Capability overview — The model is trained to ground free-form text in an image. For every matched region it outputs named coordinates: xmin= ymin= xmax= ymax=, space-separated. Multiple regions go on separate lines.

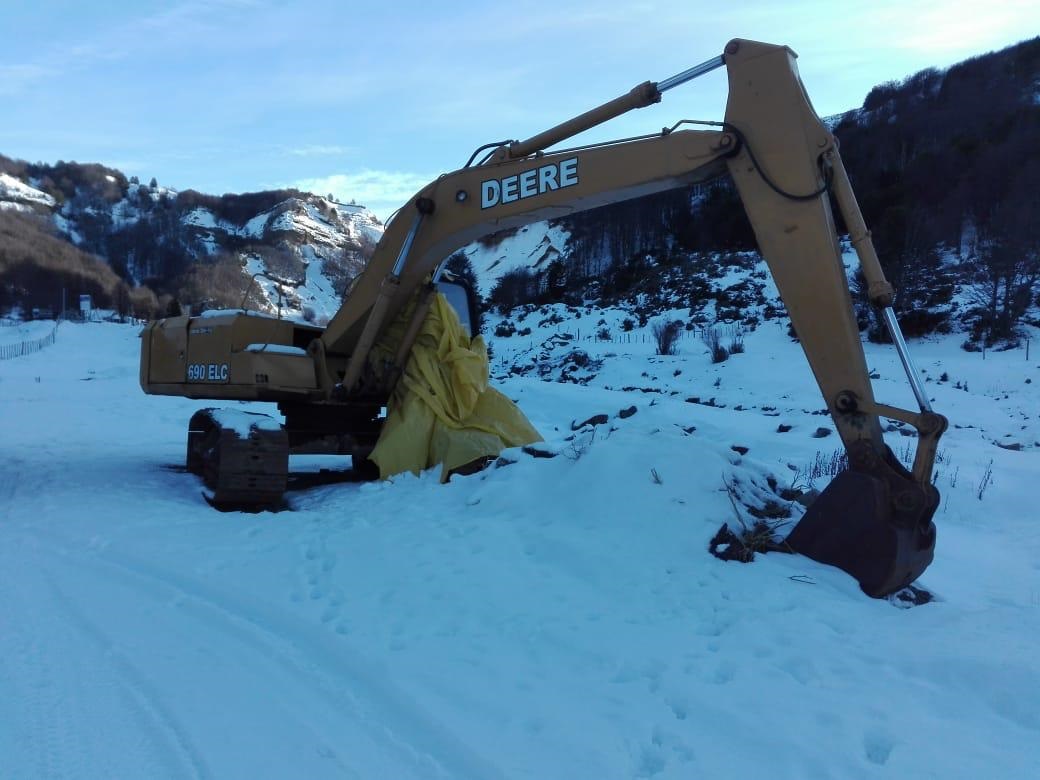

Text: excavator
xmin=140 ymin=39 xmax=948 ymax=598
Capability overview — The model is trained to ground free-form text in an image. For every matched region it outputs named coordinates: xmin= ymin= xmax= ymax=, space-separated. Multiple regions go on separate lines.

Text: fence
xmin=568 ymin=322 xmax=742 ymax=345
xmin=0 ymin=323 xmax=58 ymax=360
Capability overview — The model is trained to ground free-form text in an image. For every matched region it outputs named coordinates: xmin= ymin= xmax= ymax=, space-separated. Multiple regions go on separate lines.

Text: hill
xmin=0 ymin=159 xmax=383 ymax=322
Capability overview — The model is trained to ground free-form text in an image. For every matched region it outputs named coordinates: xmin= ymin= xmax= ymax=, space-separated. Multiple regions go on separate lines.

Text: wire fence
xmin=0 ymin=323 xmax=58 ymax=360
xmin=567 ymin=323 xmax=744 ymax=345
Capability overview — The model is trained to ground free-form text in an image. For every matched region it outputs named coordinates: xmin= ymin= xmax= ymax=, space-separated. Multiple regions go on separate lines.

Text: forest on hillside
xmin=488 ymin=37 xmax=1040 ymax=348
xmin=0 ymin=152 xmax=373 ymax=319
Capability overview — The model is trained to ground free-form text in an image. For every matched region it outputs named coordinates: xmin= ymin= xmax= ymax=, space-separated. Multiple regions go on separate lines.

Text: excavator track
xmin=187 ymin=408 xmax=289 ymax=508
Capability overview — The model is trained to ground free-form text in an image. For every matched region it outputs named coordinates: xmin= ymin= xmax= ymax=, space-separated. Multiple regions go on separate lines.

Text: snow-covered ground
xmin=1 ymin=318 xmax=1038 ymax=779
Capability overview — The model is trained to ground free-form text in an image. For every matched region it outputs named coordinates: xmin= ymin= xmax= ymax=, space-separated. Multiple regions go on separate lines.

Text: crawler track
xmin=187 ymin=408 xmax=289 ymax=507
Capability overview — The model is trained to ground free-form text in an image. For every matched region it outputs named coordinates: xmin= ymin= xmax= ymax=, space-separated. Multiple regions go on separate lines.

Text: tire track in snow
xmin=0 ymin=534 xmax=208 ymax=780
xmin=40 ymin=571 xmax=213 ymax=780
xmin=40 ymin=539 xmax=507 ymax=780
xmin=0 ymin=593 xmax=68 ymax=780
xmin=33 ymin=542 xmax=363 ymax=779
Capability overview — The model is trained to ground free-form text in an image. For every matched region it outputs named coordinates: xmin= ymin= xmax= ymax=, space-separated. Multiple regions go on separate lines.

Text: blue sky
xmin=2 ymin=0 xmax=1038 ymax=219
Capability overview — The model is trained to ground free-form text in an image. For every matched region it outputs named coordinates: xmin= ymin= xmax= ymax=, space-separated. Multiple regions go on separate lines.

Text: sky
xmin=2 ymin=0 xmax=1038 ymax=220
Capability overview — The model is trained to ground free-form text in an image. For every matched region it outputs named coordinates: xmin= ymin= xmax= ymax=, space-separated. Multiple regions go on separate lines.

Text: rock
xmin=777 ymin=424 xmax=793 ymax=433
xmin=571 ymin=413 xmax=609 ymax=430
xmin=731 ymin=445 xmax=749 ymax=455
xmin=618 ymin=405 xmax=637 ymax=419
xmin=812 ymin=427 xmax=832 ymax=438
xmin=522 ymin=443 xmax=559 ymax=459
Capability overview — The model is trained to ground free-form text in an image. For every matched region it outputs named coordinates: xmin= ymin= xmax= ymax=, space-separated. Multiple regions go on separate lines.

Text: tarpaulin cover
xmin=369 ymin=289 xmax=541 ymax=481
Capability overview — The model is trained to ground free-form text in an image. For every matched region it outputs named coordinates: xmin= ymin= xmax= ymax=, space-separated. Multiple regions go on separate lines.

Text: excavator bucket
xmin=784 ymin=469 xmax=937 ymax=598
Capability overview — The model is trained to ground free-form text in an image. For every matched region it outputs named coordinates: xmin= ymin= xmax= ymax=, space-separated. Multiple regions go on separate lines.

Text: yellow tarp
xmin=369 ymin=289 xmax=542 ymax=482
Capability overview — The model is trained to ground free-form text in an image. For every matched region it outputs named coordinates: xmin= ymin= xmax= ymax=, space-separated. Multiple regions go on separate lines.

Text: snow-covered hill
xmin=175 ymin=195 xmax=383 ymax=322
xmin=1 ymin=317 xmax=1037 ymax=779
xmin=0 ymin=160 xmax=384 ymax=320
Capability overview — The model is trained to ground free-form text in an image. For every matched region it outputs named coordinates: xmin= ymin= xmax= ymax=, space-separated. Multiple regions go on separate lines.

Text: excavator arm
xmin=314 ymin=38 xmax=946 ymax=596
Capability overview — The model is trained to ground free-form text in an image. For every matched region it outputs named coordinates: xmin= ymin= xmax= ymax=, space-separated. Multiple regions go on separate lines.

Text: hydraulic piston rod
xmin=503 ymin=52 xmax=727 ymax=160
xmin=657 ymin=55 xmax=726 ymax=92
xmin=881 ymin=307 xmax=933 ymax=412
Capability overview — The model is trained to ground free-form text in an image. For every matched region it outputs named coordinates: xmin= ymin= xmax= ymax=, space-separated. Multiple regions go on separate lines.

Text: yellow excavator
xmin=140 ymin=39 xmax=948 ymax=597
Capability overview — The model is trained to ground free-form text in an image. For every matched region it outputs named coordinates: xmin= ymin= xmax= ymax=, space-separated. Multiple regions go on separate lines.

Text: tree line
xmin=486 ymin=36 xmax=1040 ymax=346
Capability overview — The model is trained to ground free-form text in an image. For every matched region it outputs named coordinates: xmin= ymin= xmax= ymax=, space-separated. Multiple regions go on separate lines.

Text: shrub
xmin=728 ymin=325 xmax=745 ymax=354
xmin=652 ymin=320 xmax=681 ymax=355
xmin=702 ymin=326 xmax=728 ymax=363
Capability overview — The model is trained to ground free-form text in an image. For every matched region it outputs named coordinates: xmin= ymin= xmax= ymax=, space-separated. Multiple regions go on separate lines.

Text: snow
xmin=110 ymin=198 xmax=142 ymax=229
xmin=244 ymin=343 xmax=308 ymax=356
xmin=464 ymin=223 xmax=570 ymax=296
xmin=300 ymin=247 xmax=345 ymax=323
xmin=244 ymin=211 xmax=271 ymax=238
xmin=183 ymin=207 xmax=218 ymax=229
xmin=196 ymin=308 xmax=279 ymax=320
xmin=53 ymin=211 xmax=84 ymax=244
xmin=210 ymin=407 xmax=285 ymax=436
xmin=0 ymin=318 xmax=57 ymax=344
xmin=184 ymin=206 xmax=270 ymax=240
xmin=0 ymin=172 xmax=56 ymax=208
xmin=0 ymin=201 xmax=36 ymax=213
xmin=270 ymin=207 xmax=344 ymax=246
xmin=1 ymin=319 xmax=1038 ymax=779
xmin=241 ymin=255 xmax=308 ymax=320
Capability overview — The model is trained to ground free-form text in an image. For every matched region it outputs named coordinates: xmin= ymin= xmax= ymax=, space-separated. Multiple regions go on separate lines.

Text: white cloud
xmin=879 ymin=0 xmax=1039 ymax=55
xmin=288 ymin=145 xmax=353 ymax=158
xmin=292 ymin=170 xmax=434 ymax=221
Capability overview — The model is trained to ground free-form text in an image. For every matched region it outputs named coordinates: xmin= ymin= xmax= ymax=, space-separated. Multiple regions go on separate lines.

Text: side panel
xmin=141 ymin=318 xmax=188 ymax=387
xmin=141 ymin=313 xmax=321 ymax=400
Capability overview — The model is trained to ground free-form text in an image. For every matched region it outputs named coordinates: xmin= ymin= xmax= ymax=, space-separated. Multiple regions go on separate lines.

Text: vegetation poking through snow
xmin=652 ymin=320 xmax=681 ymax=356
